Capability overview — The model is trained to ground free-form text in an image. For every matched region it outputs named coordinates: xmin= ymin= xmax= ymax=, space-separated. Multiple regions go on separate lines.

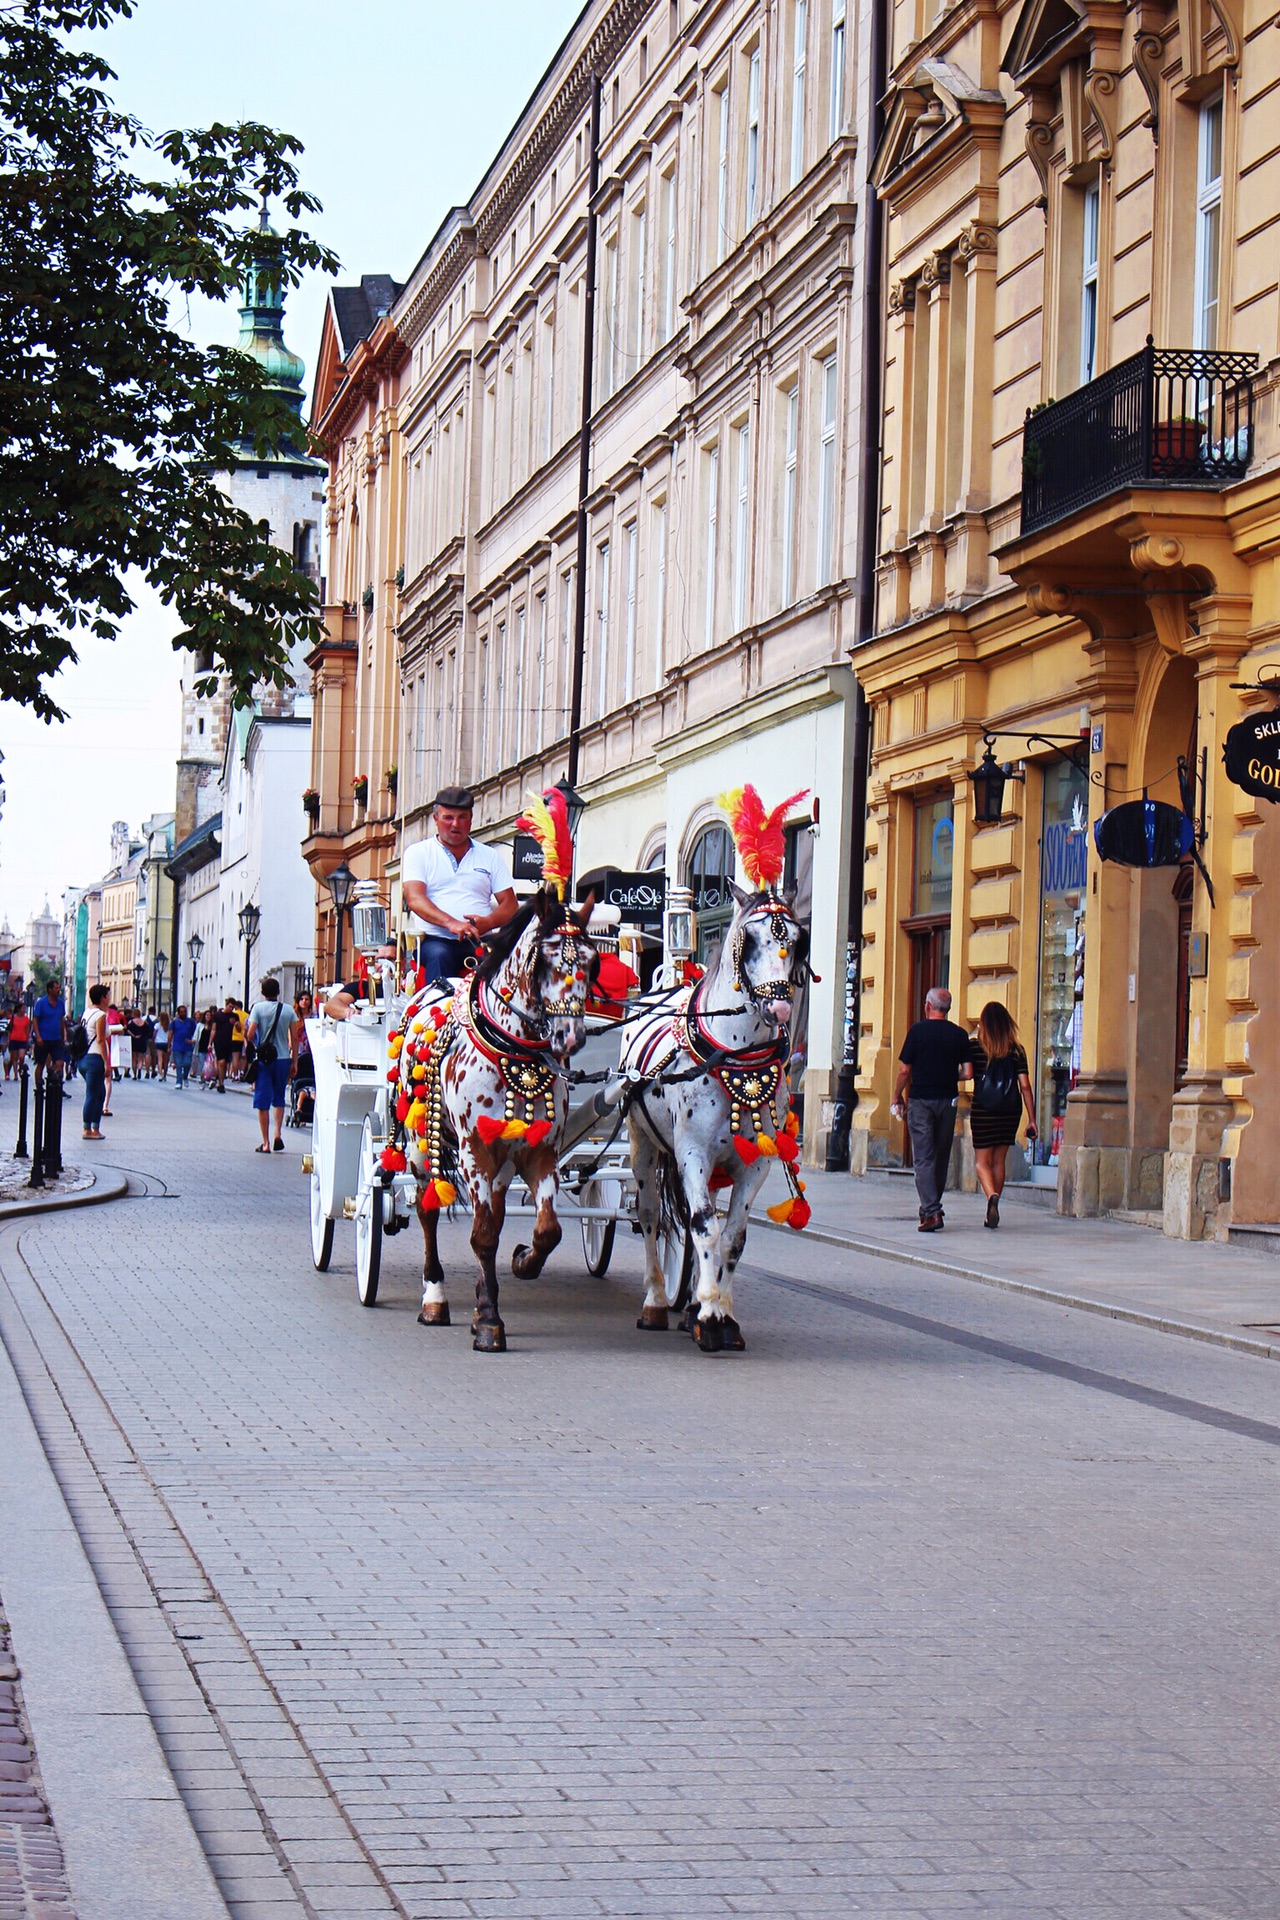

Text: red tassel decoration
xmin=734 ymin=1134 xmax=761 ymax=1164
xmin=524 ymin=1119 xmax=553 ymax=1148
xmin=475 ymin=1115 xmax=505 ymax=1145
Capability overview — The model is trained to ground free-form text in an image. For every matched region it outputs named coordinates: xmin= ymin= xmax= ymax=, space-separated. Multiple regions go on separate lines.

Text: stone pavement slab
xmin=758 ymin=1166 xmax=1280 ymax=1355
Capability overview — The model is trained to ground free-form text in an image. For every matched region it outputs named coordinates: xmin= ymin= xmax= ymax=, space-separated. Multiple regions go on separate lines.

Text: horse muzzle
xmin=546 ymin=1016 xmax=587 ymax=1061
xmin=761 ymin=998 xmax=794 ymax=1030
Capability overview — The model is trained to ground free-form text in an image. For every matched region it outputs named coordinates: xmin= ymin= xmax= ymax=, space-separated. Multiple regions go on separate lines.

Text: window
xmin=561 ymin=566 xmax=575 ymax=729
xmin=494 ymin=619 xmax=507 ymax=762
xmin=512 ymin=606 xmax=526 ymax=761
xmin=601 ymin=231 xmax=620 ymax=399
xmin=478 ymin=633 xmax=490 ymax=766
xmin=781 ymin=385 xmax=799 ymax=605
xmin=715 ymin=81 xmax=730 ymax=265
xmin=790 ymin=0 xmax=808 ymax=188
xmin=817 ymin=355 xmax=837 ymax=585
xmin=829 ymin=0 xmax=846 ymax=143
xmin=629 ymin=201 xmax=647 ymax=368
xmin=660 ymin=166 xmax=678 ymax=342
xmin=623 ymin=520 xmax=638 ymax=701
xmin=1194 ymin=94 xmax=1223 ymax=349
xmin=595 ymin=539 xmax=611 ymax=719
xmin=640 ymin=36 xmax=649 ymax=83
xmin=612 ymin=76 xmax=621 ymax=126
xmin=688 ymin=824 xmax=736 ymax=963
xmin=543 ymin=304 xmax=557 ymax=459
xmin=732 ymin=421 xmax=750 ymax=629
xmin=669 ymin=0 xmax=678 ymax=36
xmin=534 ymin=589 xmax=548 ymax=749
xmin=746 ymin=48 xmax=761 ymax=226
xmin=1080 ymin=180 xmax=1099 ymax=384
xmin=703 ymin=445 xmax=719 ymax=647
xmin=652 ymin=497 xmax=667 ymax=684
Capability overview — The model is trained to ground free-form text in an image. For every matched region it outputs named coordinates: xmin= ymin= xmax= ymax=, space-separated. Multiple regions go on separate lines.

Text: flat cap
xmin=432 ymin=785 xmax=475 ymax=810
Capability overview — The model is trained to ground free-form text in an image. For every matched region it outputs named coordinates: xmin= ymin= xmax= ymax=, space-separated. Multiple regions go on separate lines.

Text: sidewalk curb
xmin=752 ymin=1214 xmax=1280 ymax=1362
xmin=0 ymin=1166 xmax=129 ymax=1221
xmin=0 ymin=1231 xmax=232 ymax=1920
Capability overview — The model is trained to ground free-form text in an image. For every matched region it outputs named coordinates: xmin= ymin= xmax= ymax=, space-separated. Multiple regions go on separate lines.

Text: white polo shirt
xmin=402 ymin=835 xmax=513 ymax=934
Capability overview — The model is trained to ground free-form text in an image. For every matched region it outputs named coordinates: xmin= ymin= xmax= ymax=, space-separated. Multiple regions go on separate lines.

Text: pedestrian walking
xmin=154 ymin=1009 xmax=172 ymax=1079
xmin=211 ymin=998 xmax=237 ymax=1091
xmin=890 ymin=986 xmax=973 ymax=1232
xmin=230 ymin=1002 xmax=246 ymax=1081
xmin=6 ymin=1006 xmax=29 ymax=1078
xmin=31 ymin=979 xmax=67 ymax=1096
xmin=169 ymin=1006 xmax=196 ymax=1088
xmin=81 ymin=984 xmax=110 ymax=1138
xmin=244 ymin=978 xmax=297 ymax=1152
xmin=126 ymin=1006 xmax=148 ymax=1079
xmin=401 ymin=785 xmax=518 ymax=982
xmin=968 ymin=1002 xmax=1038 ymax=1229
xmin=144 ymin=1007 xmax=159 ymax=1077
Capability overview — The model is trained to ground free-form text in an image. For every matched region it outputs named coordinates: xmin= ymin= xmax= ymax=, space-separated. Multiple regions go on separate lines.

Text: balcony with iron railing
xmin=1020 ymin=339 xmax=1258 ymax=538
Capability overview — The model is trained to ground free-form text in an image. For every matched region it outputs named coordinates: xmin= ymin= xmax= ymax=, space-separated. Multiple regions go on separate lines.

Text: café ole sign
xmin=1224 ymin=708 xmax=1280 ymax=802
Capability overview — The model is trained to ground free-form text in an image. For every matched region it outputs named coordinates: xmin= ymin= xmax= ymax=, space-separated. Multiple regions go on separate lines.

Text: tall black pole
xmin=566 ymin=73 xmax=602 ymax=790
xmin=243 ymin=937 xmax=252 ymax=1013
xmin=826 ymin=0 xmax=886 ymax=1173
xmin=334 ymin=912 xmax=345 ymax=990
xmin=189 ymin=959 xmax=197 ymax=1009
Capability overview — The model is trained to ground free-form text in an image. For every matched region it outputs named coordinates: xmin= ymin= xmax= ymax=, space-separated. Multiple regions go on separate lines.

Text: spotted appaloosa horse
xmin=620 ymin=884 xmax=809 ymax=1353
xmin=395 ymin=889 xmax=599 ymax=1352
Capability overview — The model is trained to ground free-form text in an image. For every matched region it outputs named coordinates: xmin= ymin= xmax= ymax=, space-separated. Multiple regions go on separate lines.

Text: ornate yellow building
xmin=853 ymin=0 xmax=1280 ymax=1240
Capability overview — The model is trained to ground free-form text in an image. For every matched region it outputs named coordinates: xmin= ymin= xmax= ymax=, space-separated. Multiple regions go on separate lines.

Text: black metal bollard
xmin=42 ymin=1069 xmax=63 ymax=1176
xmin=27 ymin=1071 xmax=45 ymax=1188
xmin=13 ymin=1060 xmax=29 ymax=1159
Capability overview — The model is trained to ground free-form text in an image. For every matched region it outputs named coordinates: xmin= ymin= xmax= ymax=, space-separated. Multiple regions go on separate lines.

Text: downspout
xmin=826 ymin=0 xmax=887 ymax=1173
xmin=566 ymin=74 xmax=603 ymax=789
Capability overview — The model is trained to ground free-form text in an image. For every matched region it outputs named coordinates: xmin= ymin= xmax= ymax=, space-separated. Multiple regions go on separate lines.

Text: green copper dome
xmin=236 ymin=209 xmax=307 ymax=419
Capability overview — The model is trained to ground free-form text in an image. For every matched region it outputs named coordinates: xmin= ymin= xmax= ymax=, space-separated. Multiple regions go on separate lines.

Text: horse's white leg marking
xmin=628 ymin=1117 xmax=666 ymax=1311
xmin=717 ymin=1158 xmax=770 ymax=1318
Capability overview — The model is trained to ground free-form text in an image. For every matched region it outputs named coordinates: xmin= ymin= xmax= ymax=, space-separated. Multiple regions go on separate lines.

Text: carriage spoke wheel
xmin=580 ymin=1176 xmax=620 ymax=1277
xmin=309 ymin=1134 xmax=333 ymax=1272
xmin=354 ymin=1115 xmax=383 ymax=1307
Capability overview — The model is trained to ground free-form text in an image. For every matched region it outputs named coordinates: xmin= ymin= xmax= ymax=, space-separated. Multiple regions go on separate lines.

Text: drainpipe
xmin=566 ymin=74 xmax=602 ymax=790
xmin=826 ymin=0 xmax=887 ymax=1173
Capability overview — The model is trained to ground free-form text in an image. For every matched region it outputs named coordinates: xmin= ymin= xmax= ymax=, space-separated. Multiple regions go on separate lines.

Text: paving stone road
xmin=2 ymin=1080 xmax=1278 ymax=1919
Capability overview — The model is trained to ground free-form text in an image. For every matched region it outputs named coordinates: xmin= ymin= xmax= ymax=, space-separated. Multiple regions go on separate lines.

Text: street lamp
xmin=325 ymin=860 xmax=355 ymax=985
xmin=132 ymin=962 xmax=144 ymax=1006
xmin=154 ymin=950 xmax=167 ymax=1012
xmin=186 ymin=931 xmax=203 ymax=1009
xmin=553 ymin=776 xmax=587 ymax=842
xmin=237 ymin=902 xmax=260 ymax=1010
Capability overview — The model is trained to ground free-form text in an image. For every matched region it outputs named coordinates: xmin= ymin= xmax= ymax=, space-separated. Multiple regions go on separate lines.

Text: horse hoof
xmin=693 ymin=1316 xmax=724 ymax=1354
xmin=417 ymin=1301 xmax=451 ymax=1327
xmin=720 ymin=1316 xmax=746 ymax=1351
xmin=678 ymin=1307 xmax=697 ymax=1335
xmin=636 ymin=1306 xmax=669 ymax=1332
xmin=473 ymin=1321 xmax=507 ymax=1353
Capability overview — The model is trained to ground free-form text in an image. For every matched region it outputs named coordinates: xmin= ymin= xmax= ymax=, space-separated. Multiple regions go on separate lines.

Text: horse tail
xmin=656 ymin=1145 xmax=688 ymax=1244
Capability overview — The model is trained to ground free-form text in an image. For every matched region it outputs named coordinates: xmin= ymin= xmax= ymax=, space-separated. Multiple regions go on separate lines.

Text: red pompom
xmin=419 ymin=1182 xmax=441 ymax=1212
xmin=475 ymin=1115 xmax=505 ymax=1145
xmin=524 ymin=1119 xmax=553 ymax=1148
xmin=787 ymin=1197 xmax=811 ymax=1231
xmin=385 ymin=1068 xmax=399 ymax=1082
xmin=734 ymin=1134 xmax=761 ymax=1165
xmin=774 ymin=1131 xmax=799 ymax=1164
xmin=380 ymin=1147 xmax=407 ymax=1173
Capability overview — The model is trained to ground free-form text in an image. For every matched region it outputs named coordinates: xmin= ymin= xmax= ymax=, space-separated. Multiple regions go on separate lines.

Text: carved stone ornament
xmin=956 ymin=222 xmax=997 ymax=257
xmin=919 ymin=250 xmax=952 ymax=287
xmin=1132 ymin=30 xmax=1164 ymax=136
xmin=888 ymin=279 xmax=916 ymax=314
xmin=1024 ymin=112 xmax=1054 ymax=207
xmin=1083 ymin=67 xmax=1118 ymax=162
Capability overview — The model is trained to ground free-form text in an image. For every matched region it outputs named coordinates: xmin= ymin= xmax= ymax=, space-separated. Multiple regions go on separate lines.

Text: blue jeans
xmin=417 ymin=934 xmax=471 ymax=983
xmin=172 ymin=1047 xmax=193 ymax=1087
xmin=81 ymin=1054 xmax=106 ymax=1130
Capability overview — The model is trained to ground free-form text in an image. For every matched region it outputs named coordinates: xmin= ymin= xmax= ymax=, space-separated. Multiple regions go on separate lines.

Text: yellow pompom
xmin=756 ymin=1133 xmax=778 ymax=1157
xmin=501 ymin=1119 xmax=527 ymax=1140
xmin=387 ymin=1035 xmax=403 ymax=1059
xmin=766 ymin=1198 xmax=795 ymax=1224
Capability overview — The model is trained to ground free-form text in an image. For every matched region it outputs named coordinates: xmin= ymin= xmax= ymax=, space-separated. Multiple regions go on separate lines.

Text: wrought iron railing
xmin=1021 ymin=339 xmax=1258 ymax=536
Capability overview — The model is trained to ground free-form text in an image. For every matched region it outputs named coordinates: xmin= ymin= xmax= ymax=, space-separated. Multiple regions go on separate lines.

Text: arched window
xmin=687 ymin=822 xmax=736 ymax=962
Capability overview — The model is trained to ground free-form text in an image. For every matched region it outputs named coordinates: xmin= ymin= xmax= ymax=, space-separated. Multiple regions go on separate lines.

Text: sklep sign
xmin=1223 ymin=708 xmax=1280 ymax=803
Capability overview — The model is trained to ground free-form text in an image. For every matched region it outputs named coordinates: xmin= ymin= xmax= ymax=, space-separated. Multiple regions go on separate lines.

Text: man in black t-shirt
xmin=891 ymin=987 xmax=973 ymax=1231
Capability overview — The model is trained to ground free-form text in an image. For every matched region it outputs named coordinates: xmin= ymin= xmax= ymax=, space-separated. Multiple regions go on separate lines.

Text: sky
xmin=0 ymin=0 xmax=583 ymax=934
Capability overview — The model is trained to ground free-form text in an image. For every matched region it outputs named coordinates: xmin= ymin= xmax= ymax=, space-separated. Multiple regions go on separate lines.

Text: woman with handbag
xmin=244 ymin=977 xmax=297 ymax=1153
xmin=968 ymin=1002 xmax=1038 ymax=1230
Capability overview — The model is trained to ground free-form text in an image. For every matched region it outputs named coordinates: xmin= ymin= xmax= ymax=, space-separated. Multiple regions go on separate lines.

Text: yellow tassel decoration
xmin=756 ymin=1133 xmax=778 ymax=1157
xmin=434 ymin=1179 xmax=457 ymax=1206
xmin=766 ymin=1198 xmax=795 ymax=1224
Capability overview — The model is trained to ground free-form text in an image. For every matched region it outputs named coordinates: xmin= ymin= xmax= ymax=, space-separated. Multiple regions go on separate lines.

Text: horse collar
xmin=678 ymin=976 xmax=789 ymax=1073
xmin=466 ymin=977 xmax=552 ymax=1064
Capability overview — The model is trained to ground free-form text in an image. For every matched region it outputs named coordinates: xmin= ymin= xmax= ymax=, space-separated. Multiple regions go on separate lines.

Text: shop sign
xmin=1093 ymin=799 xmax=1194 ymax=868
xmin=1223 ymin=708 xmax=1280 ymax=803
xmin=512 ymin=833 xmax=544 ymax=880
xmin=576 ymin=869 xmax=666 ymax=930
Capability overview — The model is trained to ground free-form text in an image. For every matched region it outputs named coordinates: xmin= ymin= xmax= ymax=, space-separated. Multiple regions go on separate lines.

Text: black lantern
xmin=132 ymin=962 xmax=144 ymax=1005
xmin=154 ymin=950 xmax=167 ymax=1012
xmin=969 ymin=735 xmax=1009 ymax=825
xmin=237 ymin=901 xmax=260 ymax=1010
xmin=186 ymin=930 xmax=203 ymax=1008
xmin=553 ymin=777 xmax=587 ymax=841
xmin=325 ymin=860 xmax=356 ymax=984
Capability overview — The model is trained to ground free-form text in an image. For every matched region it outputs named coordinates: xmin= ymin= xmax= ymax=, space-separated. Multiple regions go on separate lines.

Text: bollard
xmin=27 ymin=1071 xmax=45 ymax=1188
xmin=13 ymin=1060 xmax=29 ymax=1159
xmin=42 ymin=1068 xmax=63 ymax=1177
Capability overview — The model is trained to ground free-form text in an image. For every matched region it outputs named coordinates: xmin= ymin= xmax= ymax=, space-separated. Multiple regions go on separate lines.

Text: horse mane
xmin=475 ymin=899 xmax=538 ymax=983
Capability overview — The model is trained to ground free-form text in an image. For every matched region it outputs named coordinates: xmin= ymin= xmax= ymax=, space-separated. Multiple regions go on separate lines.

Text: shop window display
xmin=1035 ymin=762 xmax=1088 ymax=1165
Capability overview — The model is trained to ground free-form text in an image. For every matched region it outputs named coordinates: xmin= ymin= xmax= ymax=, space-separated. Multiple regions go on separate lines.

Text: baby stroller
xmin=288 ymin=1070 xmax=315 ymax=1129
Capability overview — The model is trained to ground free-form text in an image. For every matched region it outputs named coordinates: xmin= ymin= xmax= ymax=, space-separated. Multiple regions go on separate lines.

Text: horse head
xmin=530 ymin=889 xmax=600 ymax=1062
xmin=725 ymin=884 xmax=809 ymax=1032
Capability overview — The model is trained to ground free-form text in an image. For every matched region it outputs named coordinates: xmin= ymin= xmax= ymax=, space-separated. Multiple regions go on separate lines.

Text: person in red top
xmin=6 ymin=1007 xmax=29 ymax=1078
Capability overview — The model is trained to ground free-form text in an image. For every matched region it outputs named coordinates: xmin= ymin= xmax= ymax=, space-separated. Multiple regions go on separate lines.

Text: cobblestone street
xmin=1 ymin=1084 xmax=1278 ymax=1919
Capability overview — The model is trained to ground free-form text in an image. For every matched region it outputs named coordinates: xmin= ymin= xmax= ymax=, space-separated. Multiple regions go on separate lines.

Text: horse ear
xmin=574 ymin=890 xmax=596 ymax=932
xmin=781 ymin=884 xmax=798 ymax=912
xmin=730 ymin=881 xmax=752 ymax=909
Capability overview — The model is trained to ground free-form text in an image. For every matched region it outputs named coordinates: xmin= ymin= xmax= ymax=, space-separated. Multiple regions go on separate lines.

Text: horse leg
xmin=676 ymin=1147 xmax=725 ymax=1354
xmin=715 ymin=1160 xmax=770 ymax=1351
xmin=628 ymin=1119 xmax=668 ymax=1331
xmin=510 ymin=1145 xmax=561 ymax=1278
xmin=416 ymin=1196 xmax=451 ymax=1326
xmin=461 ymin=1146 xmax=507 ymax=1352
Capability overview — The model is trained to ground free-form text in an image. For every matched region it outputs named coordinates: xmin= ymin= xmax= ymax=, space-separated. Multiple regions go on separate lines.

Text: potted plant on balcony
xmin=303 ymin=788 xmax=320 ymax=826
xmin=361 ymin=584 xmax=375 ymax=612
xmin=352 ymin=773 xmax=369 ymax=810
xmin=385 ymin=765 xmax=398 ymax=802
xmin=1152 ymin=413 xmax=1205 ymax=470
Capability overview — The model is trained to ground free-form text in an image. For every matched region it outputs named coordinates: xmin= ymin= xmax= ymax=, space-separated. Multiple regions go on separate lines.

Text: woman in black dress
xmin=968 ymin=1002 xmax=1038 ymax=1229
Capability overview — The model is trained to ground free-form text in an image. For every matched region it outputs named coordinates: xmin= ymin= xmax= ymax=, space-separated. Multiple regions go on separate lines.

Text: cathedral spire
xmin=236 ymin=202 xmax=308 ymax=423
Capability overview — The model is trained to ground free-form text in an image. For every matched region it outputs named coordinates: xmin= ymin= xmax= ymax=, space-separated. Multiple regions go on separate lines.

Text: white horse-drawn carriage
xmin=304 ymin=786 xmax=811 ymax=1353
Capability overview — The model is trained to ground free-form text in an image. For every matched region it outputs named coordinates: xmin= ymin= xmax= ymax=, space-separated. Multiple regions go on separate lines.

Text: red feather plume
xmin=515 ymin=785 xmax=574 ymax=899
xmin=718 ymin=785 xmax=809 ymax=891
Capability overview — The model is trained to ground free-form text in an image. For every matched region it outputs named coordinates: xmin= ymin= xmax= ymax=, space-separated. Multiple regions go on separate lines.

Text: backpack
xmin=69 ymin=1019 xmax=90 ymax=1063
xmin=972 ymin=1052 xmax=1022 ymax=1116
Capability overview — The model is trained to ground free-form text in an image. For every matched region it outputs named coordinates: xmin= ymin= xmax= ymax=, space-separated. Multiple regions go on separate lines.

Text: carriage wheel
xmin=309 ymin=1138 xmax=334 ymax=1272
xmin=658 ymin=1217 xmax=693 ymax=1310
xmin=354 ymin=1115 xmax=383 ymax=1307
xmin=579 ymin=1177 xmax=621 ymax=1277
